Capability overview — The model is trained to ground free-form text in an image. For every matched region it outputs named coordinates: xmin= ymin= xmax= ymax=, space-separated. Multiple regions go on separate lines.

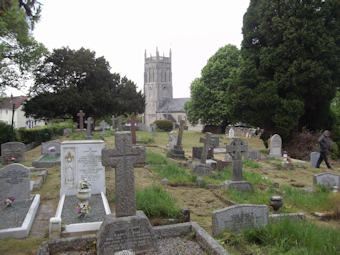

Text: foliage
xmin=230 ymin=0 xmax=340 ymax=141
xmin=17 ymin=122 xmax=72 ymax=144
xmin=0 ymin=0 xmax=46 ymax=89
xmin=185 ymin=44 xmax=240 ymax=129
xmin=136 ymin=186 xmax=181 ymax=219
xmin=154 ymin=120 xmax=173 ymax=132
xmin=0 ymin=122 xmax=16 ymax=143
xmin=23 ymin=47 xmax=144 ymax=122
xmin=330 ymin=142 xmax=340 ymax=160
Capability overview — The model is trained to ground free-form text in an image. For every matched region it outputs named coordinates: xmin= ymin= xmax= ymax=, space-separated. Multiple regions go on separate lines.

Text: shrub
xmin=330 ymin=142 xmax=340 ymax=160
xmin=136 ymin=186 xmax=181 ymax=218
xmin=154 ymin=120 xmax=173 ymax=132
xmin=0 ymin=122 xmax=17 ymax=144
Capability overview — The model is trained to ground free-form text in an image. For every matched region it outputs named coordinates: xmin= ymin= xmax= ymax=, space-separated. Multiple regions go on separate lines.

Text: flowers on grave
xmin=79 ymin=178 xmax=91 ymax=190
xmin=7 ymin=157 xmax=15 ymax=163
xmin=3 ymin=196 xmax=15 ymax=207
xmin=76 ymin=202 xmax=91 ymax=218
xmin=48 ymin=146 xmax=56 ymax=152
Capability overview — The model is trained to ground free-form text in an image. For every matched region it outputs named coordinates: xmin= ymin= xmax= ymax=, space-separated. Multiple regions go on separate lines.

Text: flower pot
xmin=270 ymin=196 xmax=283 ymax=212
xmin=77 ymin=188 xmax=91 ymax=202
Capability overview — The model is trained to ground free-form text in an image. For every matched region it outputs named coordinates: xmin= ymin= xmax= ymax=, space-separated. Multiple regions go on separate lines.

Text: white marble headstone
xmin=269 ymin=134 xmax=282 ymax=158
xmin=60 ymin=140 xmax=105 ymax=196
xmin=228 ymin=128 xmax=235 ymax=138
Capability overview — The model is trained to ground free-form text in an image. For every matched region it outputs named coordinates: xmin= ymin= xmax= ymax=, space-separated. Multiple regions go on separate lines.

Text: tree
xmin=185 ymin=44 xmax=240 ymax=130
xmin=0 ymin=0 xmax=46 ymax=89
xmin=23 ymin=47 xmax=144 ymax=122
xmin=229 ymin=0 xmax=340 ymax=142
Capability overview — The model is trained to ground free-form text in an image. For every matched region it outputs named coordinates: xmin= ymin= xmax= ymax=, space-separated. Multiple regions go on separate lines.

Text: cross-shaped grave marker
xmin=175 ymin=120 xmax=185 ymax=149
xmin=226 ymin=138 xmax=248 ymax=181
xmin=85 ymin=117 xmax=93 ymax=139
xmin=77 ymin=110 xmax=85 ymax=130
xmin=199 ymin=132 xmax=213 ymax=164
xmin=102 ymin=132 xmax=145 ymax=217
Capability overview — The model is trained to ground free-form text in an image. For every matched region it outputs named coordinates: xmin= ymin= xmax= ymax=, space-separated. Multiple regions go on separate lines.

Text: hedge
xmin=154 ymin=120 xmax=173 ymax=132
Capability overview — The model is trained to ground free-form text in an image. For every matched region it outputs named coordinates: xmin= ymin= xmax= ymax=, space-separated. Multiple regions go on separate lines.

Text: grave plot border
xmin=32 ymin=155 xmax=60 ymax=168
xmin=0 ymin=194 xmax=40 ymax=239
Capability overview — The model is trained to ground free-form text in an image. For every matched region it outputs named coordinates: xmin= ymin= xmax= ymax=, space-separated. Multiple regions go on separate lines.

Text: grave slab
xmin=313 ymin=173 xmax=340 ymax=189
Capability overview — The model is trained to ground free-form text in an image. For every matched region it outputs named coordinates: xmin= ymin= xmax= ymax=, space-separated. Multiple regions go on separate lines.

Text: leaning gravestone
xmin=0 ymin=163 xmax=30 ymax=201
xmin=310 ymin=152 xmax=320 ymax=167
xmin=269 ymin=134 xmax=282 ymax=158
xmin=313 ymin=173 xmax=340 ymax=189
xmin=98 ymin=132 xmax=158 ymax=254
xmin=170 ymin=120 xmax=185 ymax=159
xmin=166 ymin=131 xmax=177 ymax=150
xmin=1 ymin=142 xmax=25 ymax=164
xmin=222 ymin=138 xmax=253 ymax=192
xmin=212 ymin=204 xmax=268 ymax=236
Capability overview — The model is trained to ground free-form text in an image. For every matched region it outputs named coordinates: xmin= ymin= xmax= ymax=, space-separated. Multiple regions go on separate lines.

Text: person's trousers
xmin=316 ymin=152 xmax=332 ymax=169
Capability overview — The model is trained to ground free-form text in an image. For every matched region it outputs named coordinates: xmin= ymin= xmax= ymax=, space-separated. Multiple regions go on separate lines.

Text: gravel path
xmin=0 ymin=199 xmax=32 ymax=229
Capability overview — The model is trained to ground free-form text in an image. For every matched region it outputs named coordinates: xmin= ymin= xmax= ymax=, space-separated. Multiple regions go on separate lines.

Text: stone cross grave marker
xmin=130 ymin=115 xmax=137 ymax=145
xmin=0 ymin=163 xmax=30 ymax=201
xmin=199 ymin=132 xmax=213 ymax=164
xmin=100 ymin=120 xmax=107 ymax=136
xmin=111 ymin=115 xmax=115 ymax=130
xmin=226 ymin=138 xmax=248 ymax=181
xmin=85 ymin=117 xmax=93 ymax=139
xmin=102 ymin=132 xmax=145 ymax=217
xmin=269 ymin=134 xmax=282 ymax=158
xmin=117 ymin=116 xmax=123 ymax=131
xmin=77 ymin=110 xmax=85 ymax=130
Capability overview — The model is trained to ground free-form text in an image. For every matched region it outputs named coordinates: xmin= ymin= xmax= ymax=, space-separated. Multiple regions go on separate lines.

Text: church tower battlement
xmin=144 ymin=48 xmax=173 ymax=126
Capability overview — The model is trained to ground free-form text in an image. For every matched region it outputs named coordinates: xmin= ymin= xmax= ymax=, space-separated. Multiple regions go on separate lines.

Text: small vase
xmin=270 ymin=196 xmax=283 ymax=212
xmin=77 ymin=188 xmax=91 ymax=202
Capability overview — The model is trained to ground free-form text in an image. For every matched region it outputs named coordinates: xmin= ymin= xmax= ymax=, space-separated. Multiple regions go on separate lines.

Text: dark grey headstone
xmin=313 ymin=173 xmax=340 ymax=189
xmin=310 ymin=152 xmax=320 ymax=167
xmin=192 ymin=147 xmax=213 ymax=160
xmin=97 ymin=211 xmax=158 ymax=255
xmin=247 ymin=150 xmax=261 ymax=161
xmin=226 ymin=138 xmax=248 ymax=181
xmin=212 ymin=204 xmax=268 ymax=236
xmin=211 ymin=136 xmax=219 ymax=147
xmin=1 ymin=142 xmax=25 ymax=163
xmin=193 ymin=162 xmax=212 ymax=176
xmin=0 ymin=163 xmax=30 ymax=201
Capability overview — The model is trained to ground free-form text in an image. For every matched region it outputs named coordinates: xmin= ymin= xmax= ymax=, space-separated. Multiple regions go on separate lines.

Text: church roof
xmin=157 ymin=98 xmax=190 ymax=113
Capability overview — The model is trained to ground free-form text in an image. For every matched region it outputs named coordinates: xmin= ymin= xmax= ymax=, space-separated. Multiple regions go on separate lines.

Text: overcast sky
xmin=11 ymin=0 xmax=250 ymax=98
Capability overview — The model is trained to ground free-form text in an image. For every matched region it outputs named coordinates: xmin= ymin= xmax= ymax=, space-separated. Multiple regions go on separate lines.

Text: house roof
xmin=157 ymin=98 xmax=190 ymax=113
xmin=0 ymin=96 xmax=28 ymax=110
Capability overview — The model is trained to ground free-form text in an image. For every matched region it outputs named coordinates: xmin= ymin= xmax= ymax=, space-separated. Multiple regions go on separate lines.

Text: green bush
xmin=0 ymin=122 xmax=17 ymax=144
xmin=330 ymin=142 xmax=340 ymax=160
xmin=136 ymin=186 xmax=181 ymax=218
xmin=18 ymin=122 xmax=72 ymax=144
xmin=154 ymin=120 xmax=173 ymax=132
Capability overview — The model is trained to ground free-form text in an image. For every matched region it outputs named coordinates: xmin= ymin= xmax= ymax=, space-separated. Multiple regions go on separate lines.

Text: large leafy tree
xmin=185 ymin=44 xmax=240 ymax=130
xmin=23 ymin=47 xmax=144 ymax=122
xmin=0 ymin=0 xmax=46 ymax=89
xmin=230 ymin=0 xmax=340 ymax=142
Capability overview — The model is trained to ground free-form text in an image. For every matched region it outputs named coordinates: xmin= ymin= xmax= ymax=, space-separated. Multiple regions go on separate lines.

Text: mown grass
xmin=136 ymin=186 xmax=181 ymax=219
xmin=218 ymin=218 xmax=340 ymax=255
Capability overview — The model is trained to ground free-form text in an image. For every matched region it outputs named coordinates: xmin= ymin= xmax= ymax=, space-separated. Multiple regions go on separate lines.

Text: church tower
xmin=144 ymin=48 xmax=173 ymax=126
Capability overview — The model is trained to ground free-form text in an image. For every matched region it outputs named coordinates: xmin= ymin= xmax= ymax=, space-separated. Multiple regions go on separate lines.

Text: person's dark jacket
xmin=318 ymin=133 xmax=329 ymax=153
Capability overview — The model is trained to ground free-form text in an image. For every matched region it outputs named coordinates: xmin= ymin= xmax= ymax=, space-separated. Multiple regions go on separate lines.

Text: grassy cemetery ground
xmin=0 ymin=130 xmax=339 ymax=254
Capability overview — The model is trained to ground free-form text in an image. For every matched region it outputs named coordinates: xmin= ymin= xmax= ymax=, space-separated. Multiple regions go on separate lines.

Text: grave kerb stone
xmin=101 ymin=132 xmax=145 ymax=217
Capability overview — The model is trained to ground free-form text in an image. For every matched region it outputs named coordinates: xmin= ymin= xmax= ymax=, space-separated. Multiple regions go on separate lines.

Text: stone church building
xmin=144 ymin=49 xmax=196 ymax=128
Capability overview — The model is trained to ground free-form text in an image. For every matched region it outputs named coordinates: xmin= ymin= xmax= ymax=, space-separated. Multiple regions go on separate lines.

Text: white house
xmin=0 ymin=96 xmax=45 ymax=128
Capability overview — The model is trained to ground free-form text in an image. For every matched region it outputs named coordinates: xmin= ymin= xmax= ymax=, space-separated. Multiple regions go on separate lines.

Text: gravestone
xmin=193 ymin=132 xmax=213 ymax=176
xmin=212 ymin=204 xmax=268 ymax=236
xmin=223 ymin=138 xmax=253 ymax=192
xmin=150 ymin=124 xmax=157 ymax=137
xmin=166 ymin=131 xmax=177 ymax=150
xmin=211 ymin=136 xmax=219 ymax=148
xmin=313 ymin=173 xmax=340 ymax=189
xmin=77 ymin=110 xmax=85 ymax=130
xmin=111 ymin=115 xmax=115 ymax=130
xmin=310 ymin=152 xmax=320 ymax=167
xmin=228 ymin=128 xmax=234 ymax=138
xmin=99 ymin=120 xmax=107 ymax=136
xmin=247 ymin=150 xmax=261 ymax=161
xmin=117 ymin=117 xmax=123 ymax=131
xmin=85 ymin=117 xmax=93 ymax=139
xmin=192 ymin=147 xmax=213 ymax=160
xmin=63 ymin=128 xmax=72 ymax=136
xmin=1 ymin=142 xmax=25 ymax=164
xmin=269 ymin=134 xmax=282 ymax=158
xmin=98 ymin=132 xmax=157 ymax=254
xmin=41 ymin=141 xmax=61 ymax=157
xmin=60 ymin=140 xmax=105 ymax=196
xmin=130 ymin=115 xmax=137 ymax=145
xmin=170 ymin=120 xmax=185 ymax=159
xmin=0 ymin=163 xmax=30 ymax=201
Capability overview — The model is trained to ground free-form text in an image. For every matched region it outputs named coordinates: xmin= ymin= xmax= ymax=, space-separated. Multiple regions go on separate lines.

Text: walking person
xmin=316 ymin=130 xmax=332 ymax=169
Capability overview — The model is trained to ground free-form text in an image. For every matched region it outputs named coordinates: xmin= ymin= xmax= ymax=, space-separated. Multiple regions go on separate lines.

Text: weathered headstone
xmin=193 ymin=133 xmax=213 ymax=176
xmin=211 ymin=136 xmax=219 ymax=148
xmin=192 ymin=147 xmax=213 ymax=160
xmin=223 ymin=138 xmax=252 ymax=191
xmin=100 ymin=120 xmax=107 ymax=136
xmin=77 ymin=110 xmax=85 ymax=130
xmin=60 ymin=140 xmax=105 ymax=196
xmin=1 ymin=142 xmax=25 ymax=164
xmin=269 ymin=134 xmax=282 ymax=158
xmin=130 ymin=115 xmax=137 ymax=145
xmin=170 ymin=120 xmax=185 ymax=159
xmin=41 ymin=141 xmax=61 ymax=157
xmin=117 ymin=116 xmax=123 ymax=131
xmin=212 ymin=204 xmax=268 ymax=236
xmin=247 ymin=150 xmax=261 ymax=161
xmin=0 ymin=163 xmax=30 ymax=201
xmin=85 ymin=117 xmax=93 ymax=139
xmin=150 ymin=124 xmax=157 ymax=137
xmin=310 ymin=152 xmax=320 ymax=167
xmin=228 ymin=128 xmax=235 ymax=138
xmin=166 ymin=131 xmax=177 ymax=150
xmin=98 ymin=132 xmax=157 ymax=254
xmin=313 ymin=173 xmax=340 ymax=189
